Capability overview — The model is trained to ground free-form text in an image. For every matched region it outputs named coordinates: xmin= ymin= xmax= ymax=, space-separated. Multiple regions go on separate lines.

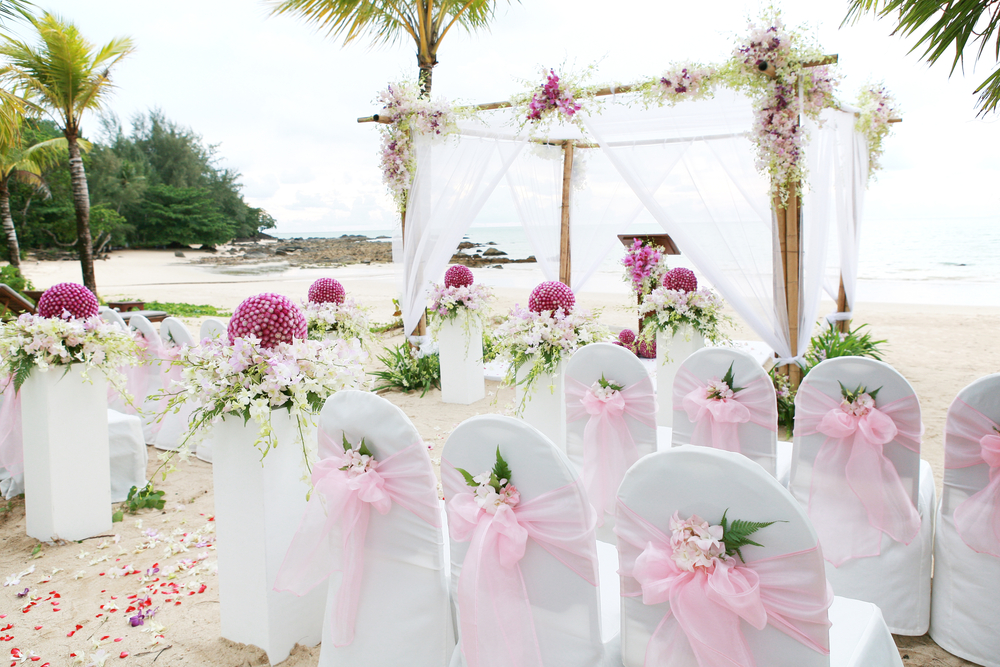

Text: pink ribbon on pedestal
xmin=566 ymin=376 xmax=656 ymax=521
xmin=673 ymin=368 xmax=777 ymax=453
xmin=794 ymin=384 xmax=922 ymax=566
xmin=273 ymin=432 xmax=441 ymax=646
xmin=443 ymin=463 xmax=598 ymax=667
xmin=944 ymin=397 xmax=1000 ymax=557
xmin=616 ymin=501 xmax=832 ymax=667
xmin=0 ymin=375 xmax=23 ymax=477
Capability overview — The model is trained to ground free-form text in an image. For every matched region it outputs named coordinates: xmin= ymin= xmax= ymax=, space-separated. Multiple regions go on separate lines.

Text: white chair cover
xmin=671 ymin=348 xmax=779 ymax=478
xmin=274 ymin=390 xmax=453 ymax=667
xmin=788 ymin=357 xmax=934 ymax=635
xmin=200 ymin=318 xmax=227 ymax=341
xmin=118 ymin=314 xmax=166 ymax=443
xmin=565 ymin=342 xmax=657 ymax=540
xmin=160 ymin=317 xmax=195 ymax=347
xmin=99 ymin=307 xmax=128 ymax=331
xmin=616 ymin=446 xmax=903 ymax=667
xmin=442 ymin=414 xmax=612 ymax=667
xmin=107 ymin=409 xmax=147 ymax=503
xmin=929 ymin=373 xmax=1000 ymax=667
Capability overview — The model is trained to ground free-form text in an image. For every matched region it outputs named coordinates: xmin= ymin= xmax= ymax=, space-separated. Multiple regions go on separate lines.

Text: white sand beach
xmin=1 ymin=249 xmax=997 ymax=666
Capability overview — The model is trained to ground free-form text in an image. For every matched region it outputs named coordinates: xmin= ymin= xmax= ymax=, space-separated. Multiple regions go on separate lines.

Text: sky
xmin=23 ymin=0 xmax=1000 ymax=235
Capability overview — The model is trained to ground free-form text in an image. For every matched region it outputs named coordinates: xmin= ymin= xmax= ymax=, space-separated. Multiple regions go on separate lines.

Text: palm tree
xmin=0 ymin=13 xmax=134 ymax=293
xmin=844 ymin=0 xmax=1000 ymax=115
xmin=269 ymin=0 xmax=512 ymax=95
xmin=0 ymin=104 xmax=70 ymax=269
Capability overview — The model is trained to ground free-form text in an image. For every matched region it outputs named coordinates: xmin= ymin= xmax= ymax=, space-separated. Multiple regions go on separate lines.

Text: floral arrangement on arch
xmin=638 ymin=268 xmax=729 ymax=361
xmin=377 ymin=80 xmax=459 ymax=213
xmin=493 ymin=282 xmax=610 ymax=409
xmin=641 ymin=63 xmax=718 ymax=106
xmin=512 ymin=65 xmax=596 ymax=134
xmin=163 ymin=294 xmax=370 ymax=463
xmin=855 ymin=84 xmax=898 ymax=181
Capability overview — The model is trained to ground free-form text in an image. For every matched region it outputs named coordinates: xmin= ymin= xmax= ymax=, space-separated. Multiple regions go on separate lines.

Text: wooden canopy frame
xmin=360 ymin=55 xmax=900 ymax=385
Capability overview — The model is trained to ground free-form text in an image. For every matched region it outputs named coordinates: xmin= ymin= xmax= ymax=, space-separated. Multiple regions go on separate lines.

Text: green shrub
xmin=371 ymin=342 xmax=440 ymax=397
xmin=142 ymin=301 xmax=231 ymax=317
xmin=0 ymin=265 xmax=33 ymax=295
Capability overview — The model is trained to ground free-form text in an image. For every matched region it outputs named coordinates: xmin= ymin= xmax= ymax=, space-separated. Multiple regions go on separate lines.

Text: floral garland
xmin=641 ymin=63 xmax=719 ymax=106
xmin=165 ymin=336 xmax=370 ymax=462
xmin=638 ymin=286 xmax=729 ymax=361
xmin=0 ymin=314 xmax=137 ymax=393
xmin=511 ymin=65 xmax=596 ymax=134
xmin=302 ymin=298 xmax=372 ymax=349
xmin=622 ymin=238 xmax=669 ymax=298
xmin=855 ymin=84 xmax=898 ymax=181
xmin=377 ymin=81 xmax=458 ymax=212
xmin=494 ymin=304 xmax=610 ymax=409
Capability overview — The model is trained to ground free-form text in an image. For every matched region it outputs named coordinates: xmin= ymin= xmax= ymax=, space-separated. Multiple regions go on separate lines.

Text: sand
xmin=1 ymin=249 xmax=997 ymax=666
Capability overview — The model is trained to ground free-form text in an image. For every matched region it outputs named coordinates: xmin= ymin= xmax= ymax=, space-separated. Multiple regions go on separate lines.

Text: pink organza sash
xmin=794 ymin=384 xmax=922 ymax=565
xmin=673 ymin=368 xmax=777 ymax=453
xmin=945 ymin=397 xmax=1000 ymax=557
xmin=443 ymin=462 xmax=598 ymax=667
xmin=616 ymin=501 xmax=832 ymax=667
xmin=0 ymin=375 xmax=23 ymax=477
xmin=273 ymin=433 xmax=441 ymax=646
xmin=566 ymin=376 xmax=656 ymax=521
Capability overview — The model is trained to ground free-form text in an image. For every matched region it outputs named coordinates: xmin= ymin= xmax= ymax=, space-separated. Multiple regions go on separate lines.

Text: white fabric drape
xmin=583 ymin=91 xmax=793 ymax=360
xmin=504 ymin=143 xmax=563 ymax=282
xmin=397 ymin=131 xmax=526 ymax=334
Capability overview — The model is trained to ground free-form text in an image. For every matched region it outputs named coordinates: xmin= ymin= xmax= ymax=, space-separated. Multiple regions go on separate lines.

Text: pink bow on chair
xmin=566 ymin=377 xmax=656 ymax=521
xmin=443 ymin=463 xmax=598 ymax=667
xmin=274 ymin=433 xmax=440 ymax=647
xmin=674 ymin=368 xmax=777 ymax=453
xmin=794 ymin=384 xmax=922 ymax=566
xmin=945 ymin=397 xmax=1000 ymax=557
xmin=0 ymin=375 xmax=23 ymax=477
xmin=616 ymin=502 xmax=832 ymax=667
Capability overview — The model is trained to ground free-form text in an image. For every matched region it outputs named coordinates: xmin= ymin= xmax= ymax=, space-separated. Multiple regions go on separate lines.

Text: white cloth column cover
xmin=583 ymin=91 xmax=793 ymax=360
xmin=397 ymin=129 xmax=526 ymax=335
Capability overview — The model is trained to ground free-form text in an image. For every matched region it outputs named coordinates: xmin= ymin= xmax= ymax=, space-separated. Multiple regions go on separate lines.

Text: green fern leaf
xmin=455 ymin=467 xmax=478 ymax=487
xmin=720 ymin=509 xmax=784 ymax=563
xmin=492 ymin=446 xmax=512 ymax=485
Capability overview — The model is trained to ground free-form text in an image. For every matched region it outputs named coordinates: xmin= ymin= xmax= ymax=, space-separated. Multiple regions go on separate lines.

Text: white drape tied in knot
xmin=616 ymin=502 xmax=832 ymax=667
xmin=674 ymin=368 xmax=777 ymax=453
xmin=945 ymin=397 xmax=1000 ymax=557
xmin=443 ymin=463 xmax=598 ymax=667
xmin=274 ymin=434 xmax=440 ymax=647
xmin=566 ymin=376 xmax=656 ymax=521
xmin=794 ymin=384 xmax=922 ymax=566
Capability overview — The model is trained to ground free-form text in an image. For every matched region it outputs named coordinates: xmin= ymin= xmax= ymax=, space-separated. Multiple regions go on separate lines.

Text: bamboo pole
xmin=559 ymin=141 xmax=574 ymax=286
xmin=836 ymin=276 xmax=849 ymax=334
xmin=785 ymin=189 xmax=802 ymax=387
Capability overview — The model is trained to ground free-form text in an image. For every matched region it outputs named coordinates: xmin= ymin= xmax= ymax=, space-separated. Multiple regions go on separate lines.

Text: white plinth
xmin=515 ymin=358 xmax=566 ymax=451
xmin=20 ymin=364 xmax=112 ymax=541
xmin=655 ymin=326 xmax=705 ymax=428
xmin=212 ymin=411 xmax=325 ymax=665
xmin=439 ymin=317 xmax=485 ymax=405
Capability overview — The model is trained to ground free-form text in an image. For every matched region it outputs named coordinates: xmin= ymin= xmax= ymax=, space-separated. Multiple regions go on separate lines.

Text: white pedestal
xmin=655 ymin=326 xmax=705 ymax=428
xmin=439 ymin=317 xmax=485 ymax=405
xmin=515 ymin=358 xmax=566 ymax=451
xmin=20 ymin=365 xmax=112 ymax=541
xmin=212 ymin=411 xmax=325 ymax=665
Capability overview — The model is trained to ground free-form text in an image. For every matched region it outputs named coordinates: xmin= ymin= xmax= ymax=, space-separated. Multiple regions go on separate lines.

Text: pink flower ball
xmin=663 ymin=267 xmax=698 ymax=292
xmin=37 ymin=282 xmax=99 ymax=320
xmin=618 ymin=329 xmax=637 ymax=346
xmin=528 ymin=281 xmax=575 ymax=314
xmin=227 ymin=293 xmax=307 ymax=348
xmin=308 ymin=278 xmax=346 ymax=305
xmin=637 ymin=338 xmax=656 ymax=359
xmin=444 ymin=265 xmax=474 ymax=288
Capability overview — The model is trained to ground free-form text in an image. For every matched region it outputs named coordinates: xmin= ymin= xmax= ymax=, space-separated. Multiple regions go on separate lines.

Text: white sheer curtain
xmin=398 ymin=130 xmax=526 ymax=334
xmin=583 ymin=91 xmax=794 ymax=360
xmin=504 ymin=143 xmax=562 ymax=281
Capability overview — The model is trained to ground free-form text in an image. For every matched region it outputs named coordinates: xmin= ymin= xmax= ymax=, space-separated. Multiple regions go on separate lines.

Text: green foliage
xmin=112 ymin=482 xmax=166 ymax=522
xmin=721 ymin=362 xmax=745 ymax=394
xmin=456 ymin=446 xmax=513 ymax=491
xmin=370 ymin=318 xmax=404 ymax=334
xmin=844 ymin=0 xmax=1000 ymax=115
xmin=0 ymin=264 xmax=32 ymax=293
xmin=371 ymin=342 xmax=440 ymax=397
xmin=839 ymin=381 xmax=881 ymax=402
xmin=802 ymin=323 xmax=886 ymax=372
xmin=720 ymin=509 xmax=782 ymax=563
xmin=142 ymin=301 xmax=231 ymax=317
xmin=769 ymin=368 xmax=796 ymax=433
xmin=597 ymin=374 xmax=624 ymax=392
xmin=129 ymin=184 xmax=234 ymax=246
xmin=482 ymin=327 xmax=499 ymax=363
xmin=341 ymin=433 xmax=373 ymax=457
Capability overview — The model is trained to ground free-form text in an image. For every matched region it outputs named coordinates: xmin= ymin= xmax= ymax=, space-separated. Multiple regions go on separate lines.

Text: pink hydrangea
xmin=528 ymin=281 xmax=575 ymax=314
xmin=308 ymin=278 xmax=346 ymax=305
xmin=669 ymin=511 xmax=727 ymax=572
xmin=228 ymin=293 xmax=307 ymax=348
xmin=36 ymin=282 xmax=99 ymax=320
xmin=444 ymin=265 xmax=474 ymax=288
xmin=663 ymin=267 xmax=698 ymax=292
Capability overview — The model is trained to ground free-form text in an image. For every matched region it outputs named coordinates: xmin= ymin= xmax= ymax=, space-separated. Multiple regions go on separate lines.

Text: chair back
xmin=160 ymin=317 xmax=195 ymax=347
xmin=672 ymin=347 xmax=778 ymax=476
xmin=200 ymin=318 xmax=227 ymax=341
xmin=99 ymin=307 xmax=128 ymax=331
xmin=617 ymin=446 xmax=831 ymax=667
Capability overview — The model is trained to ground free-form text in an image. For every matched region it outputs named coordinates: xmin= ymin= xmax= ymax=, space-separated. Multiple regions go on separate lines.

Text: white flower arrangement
xmin=855 ymin=84 xmax=898 ymax=181
xmin=164 ymin=336 xmax=371 ymax=462
xmin=302 ymin=298 xmax=372 ymax=349
xmin=0 ymin=313 xmax=138 ymax=393
xmin=494 ymin=304 xmax=611 ymax=408
xmin=638 ymin=286 xmax=730 ymax=361
xmin=428 ymin=282 xmax=494 ymax=323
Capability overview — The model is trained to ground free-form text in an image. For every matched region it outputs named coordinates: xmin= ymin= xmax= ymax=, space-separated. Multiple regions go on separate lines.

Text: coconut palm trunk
xmin=66 ymin=134 xmax=96 ymax=292
xmin=0 ymin=178 xmax=18 ymax=269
